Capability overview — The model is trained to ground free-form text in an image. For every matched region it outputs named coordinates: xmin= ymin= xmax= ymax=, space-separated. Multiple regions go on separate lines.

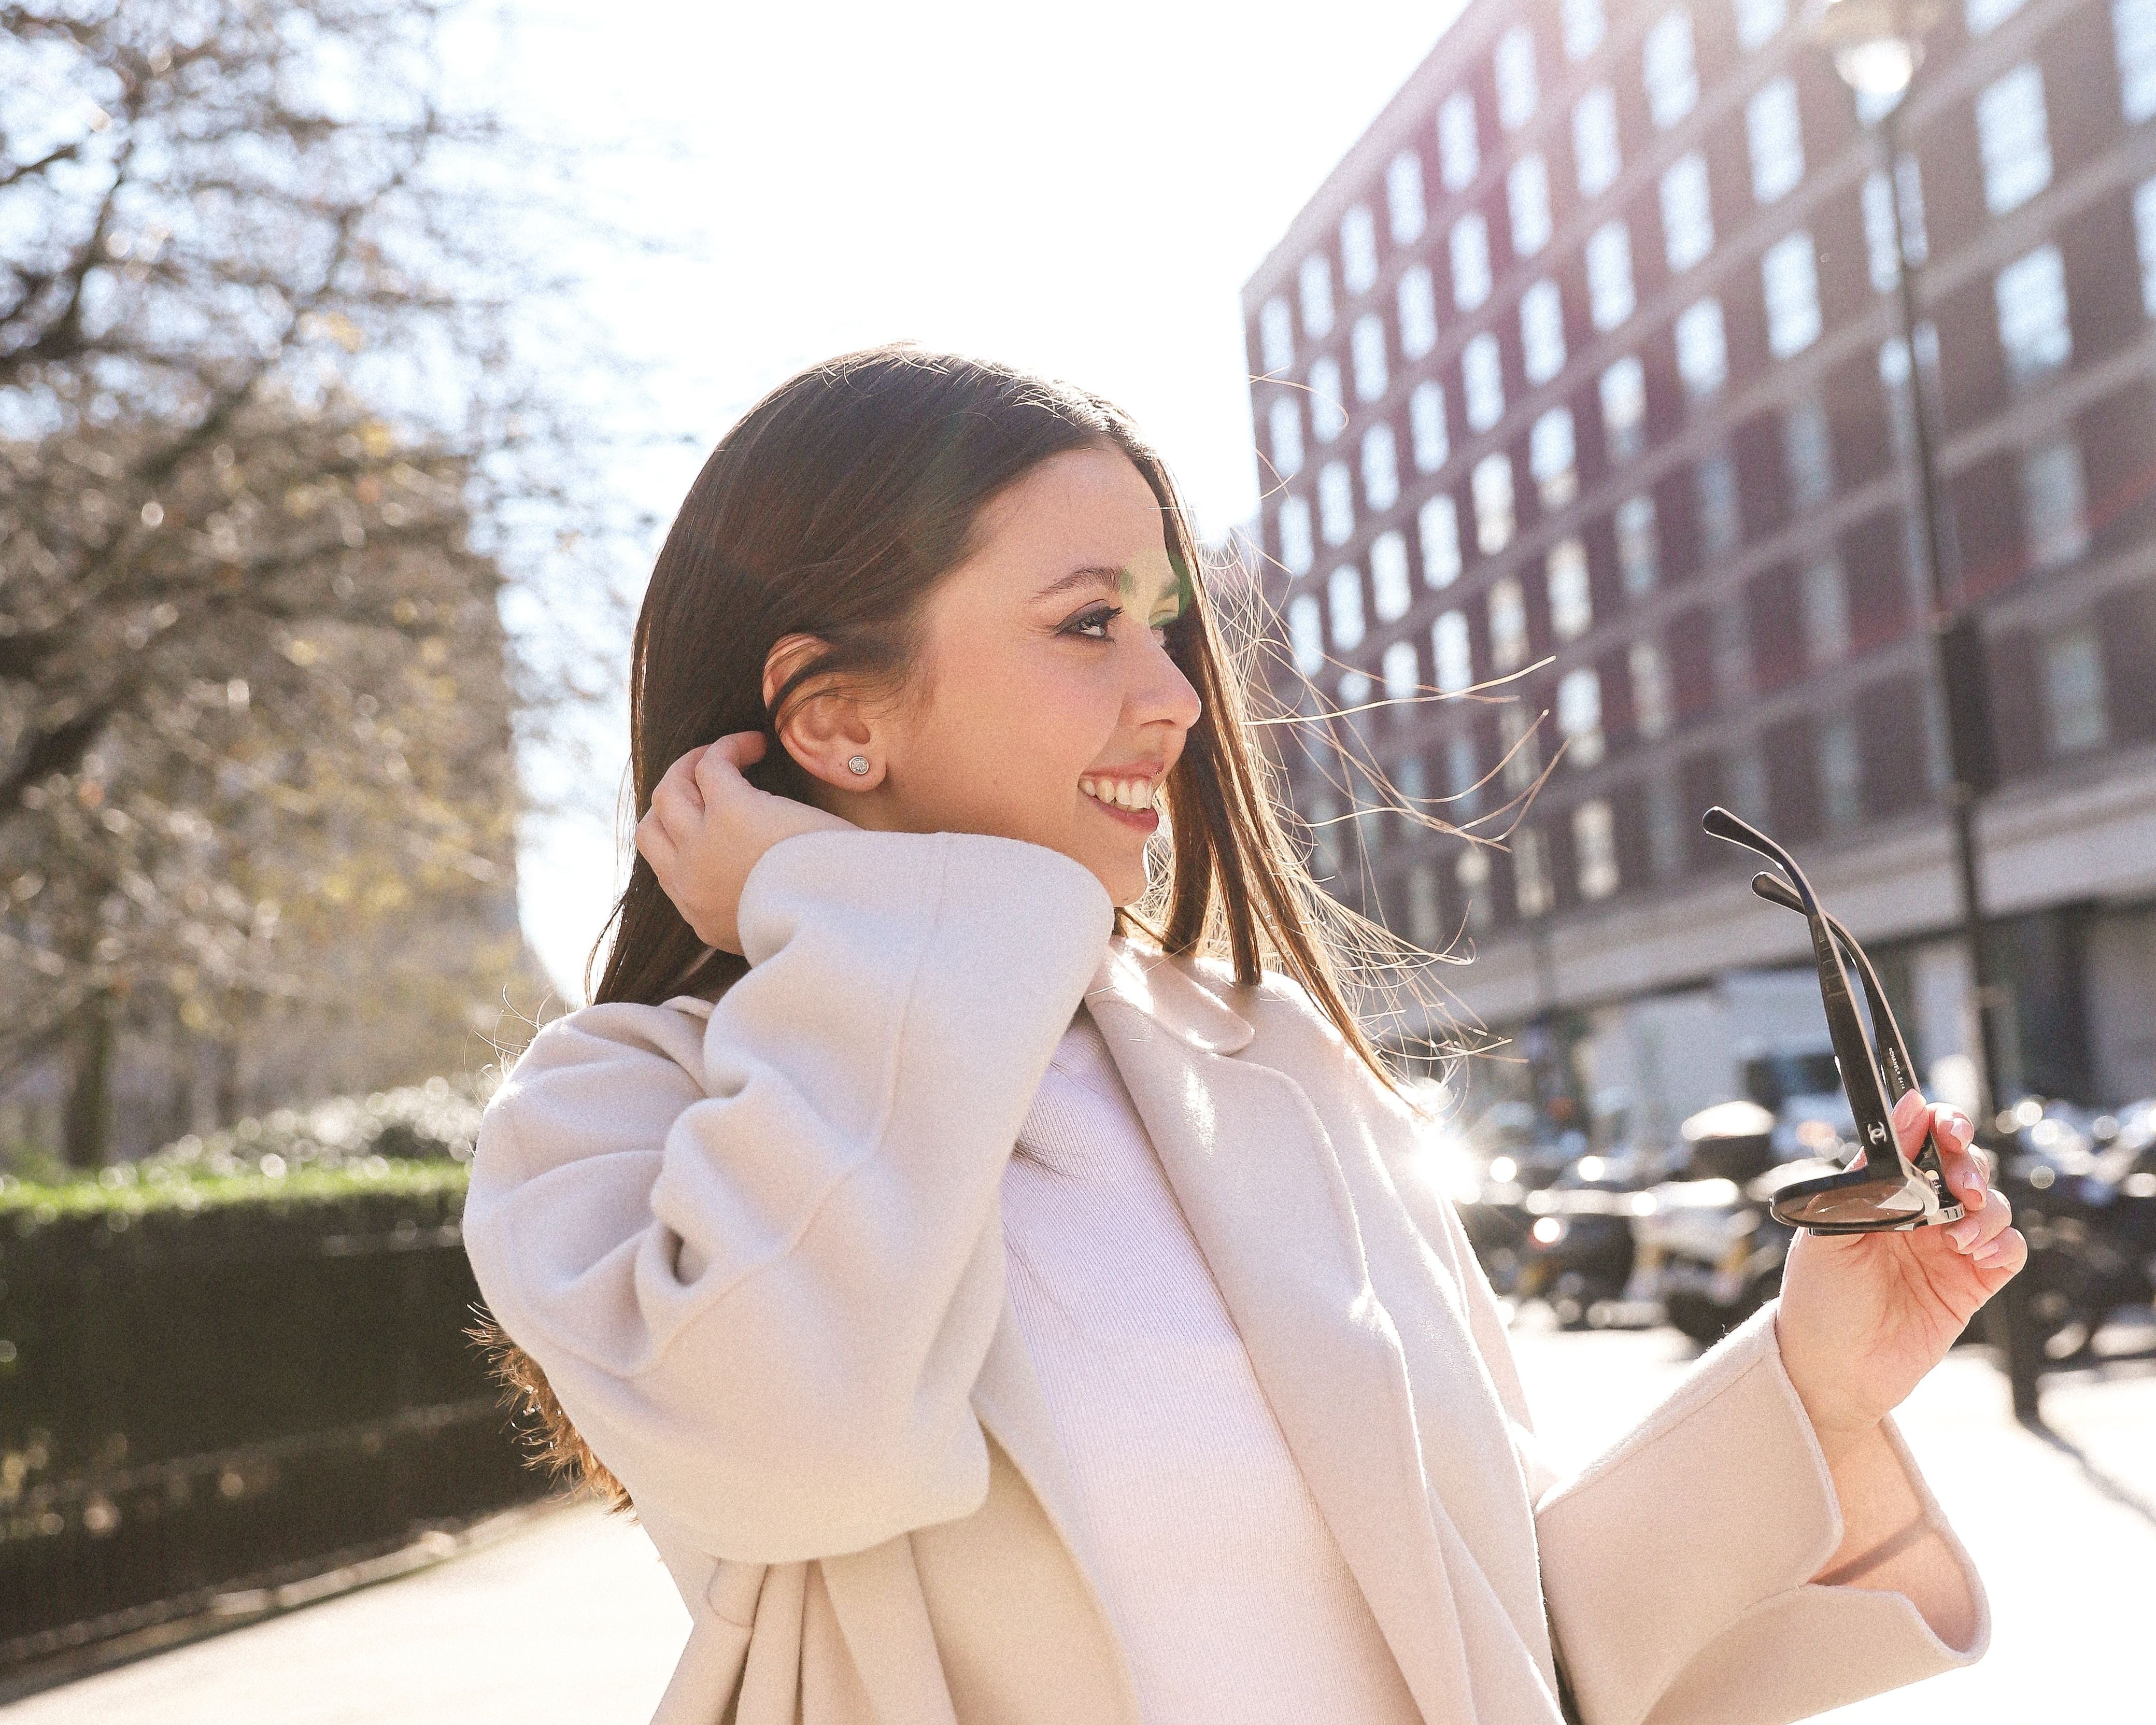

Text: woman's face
xmin=846 ymin=445 xmax=1203 ymax=907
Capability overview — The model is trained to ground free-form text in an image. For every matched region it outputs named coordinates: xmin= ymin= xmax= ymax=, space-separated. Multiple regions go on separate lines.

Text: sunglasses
xmin=1702 ymin=807 xmax=1967 ymax=1235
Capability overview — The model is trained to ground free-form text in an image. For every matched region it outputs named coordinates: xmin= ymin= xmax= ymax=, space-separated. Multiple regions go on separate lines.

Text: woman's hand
xmin=634 ymin=733 xmax=854 ymax=953
xmin=1774 ymin=1091 xmax=2027 ymax=1456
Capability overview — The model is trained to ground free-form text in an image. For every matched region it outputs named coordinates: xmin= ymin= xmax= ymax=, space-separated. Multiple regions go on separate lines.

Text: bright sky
xmin=503 ymin=0 xmax=1469 ymax=1006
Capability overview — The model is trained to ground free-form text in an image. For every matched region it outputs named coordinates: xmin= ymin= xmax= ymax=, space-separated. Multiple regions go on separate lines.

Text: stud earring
xmin=846 ymin=754 xmax=871 ymax=777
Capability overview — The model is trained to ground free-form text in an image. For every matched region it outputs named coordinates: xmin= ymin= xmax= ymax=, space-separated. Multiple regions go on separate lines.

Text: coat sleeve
xmin=461 ymin=827 xmax=1114 ymax=1564
xmin=1385 ymin=1136 xmax=1990 ymax=1725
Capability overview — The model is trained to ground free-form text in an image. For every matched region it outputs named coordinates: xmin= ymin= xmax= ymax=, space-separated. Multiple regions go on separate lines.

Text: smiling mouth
xmin=1080 ymin=774 xmax=1161 ymax=831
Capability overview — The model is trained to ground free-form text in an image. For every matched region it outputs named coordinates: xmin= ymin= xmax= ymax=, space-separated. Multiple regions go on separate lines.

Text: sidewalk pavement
xmin=8 ymin=1324 xmax=2149 ymax=1722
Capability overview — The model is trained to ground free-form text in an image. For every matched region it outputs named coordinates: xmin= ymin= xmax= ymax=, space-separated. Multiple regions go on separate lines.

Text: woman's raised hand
xmin=634 ymin=733 xmax=855 ymax=954
xmin=1774 ymin=1092 xmax=2026 ymax=1454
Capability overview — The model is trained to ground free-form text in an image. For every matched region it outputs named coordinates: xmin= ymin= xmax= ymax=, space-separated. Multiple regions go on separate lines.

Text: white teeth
xmin=1082 ymin=777 xmax=1154 ymax=811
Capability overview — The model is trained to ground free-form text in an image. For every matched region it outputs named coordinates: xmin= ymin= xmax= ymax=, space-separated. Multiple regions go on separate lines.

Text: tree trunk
xmin=62 ymin=987 xmax=116 ymax=1169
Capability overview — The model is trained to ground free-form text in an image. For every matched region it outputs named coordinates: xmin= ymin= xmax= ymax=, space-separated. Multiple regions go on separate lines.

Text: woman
xmin=463 ymin=346 xmax=2024 ymax=1725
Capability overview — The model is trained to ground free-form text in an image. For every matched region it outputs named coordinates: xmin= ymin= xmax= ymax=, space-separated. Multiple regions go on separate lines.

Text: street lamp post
xmin=1814 ymin=0 xmax=2007 ymax=1130
xmin=1815 ymin=0 xmax=2043 ymax=1418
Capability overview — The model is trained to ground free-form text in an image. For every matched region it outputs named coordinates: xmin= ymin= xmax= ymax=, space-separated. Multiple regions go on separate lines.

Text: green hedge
xmin=0 ymin=1077 xmax=556 ymax=1677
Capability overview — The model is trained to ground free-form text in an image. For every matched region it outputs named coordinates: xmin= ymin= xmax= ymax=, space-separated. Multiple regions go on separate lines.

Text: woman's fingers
xmin=1969 ymin=1223 xmax=2028 ymax=1275
xmin=693 ymin=731 xmax=768 ymax=801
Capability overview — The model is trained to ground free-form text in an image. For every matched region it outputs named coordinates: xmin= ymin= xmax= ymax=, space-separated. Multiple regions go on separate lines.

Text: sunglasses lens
xmin=1769 ymin=1163 xmax=1949 ymax=1232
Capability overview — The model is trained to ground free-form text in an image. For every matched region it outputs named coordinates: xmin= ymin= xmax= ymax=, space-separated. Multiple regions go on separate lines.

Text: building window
xmin=2118 ymin=0 xmax=2156 ymax=122
xmin=1341 ymin=205 xmax=1380 ymax=298
xmin=1630 ymin=637 xmax=1674 ymax=737
xmin=1819 ymin=713 xmax=1863 ymax=827
xmin=2021 ymin=435 xmax=2089 ymax=568
xmin=1328 ymin=565 xmax=1367 ymax=648
xmin=1515 ymin=824 xmax=1554 ymax=916
xmin=1501 ymin=702 xmax=1543 ymax=792
xmin=1269 ymin=397 xmax=1306 ymax=479
xmin=1490 ymin=576 xmax=1530 ymax=669
xmin=1967 ymin=0 xmax=2026 ymax=33
xmin=1306 ymin=785 xmax=1343 ymax=876
xmin=1287 ymin=593 xmax=1327 ymax=677
xmin=2134 ymin=176 xmax=2156 ymax=317
xmin=1585 ymin=221 xmax=1636 ymax=331
xmin=1746 ymin=77 xmax=1804 ymax=205
xmin=1675 ymin=296 xmax=1728 ymax=397
xmin=1735 ymin=0 xmax=1789 ymax=50
xmin=1530 ymin=406 xmax=1579 ymax=508
xmin=1782 ymin=398 xmax=1834 ymax=508
xmin=1661 ymin=153 xmax=1714 ymax=271
xmin=1352 ymin=313 xmax=1390 ymax=402
xmin=1420 ymin=493 xmax=1463 ymax=587
xmin=1259 ymin=299 xmax=1295 ymax=373
xmin=1473 ymin=452 xmax=1517 ymax=554
xmin=1801 ymin=555 xmax=1850 ymax=663
xmin=1976 ymin=64 xmax=2051 ymax=217
xmin=1463 ymin=332 xmax=1506 ymax=431
xmin=1696 ymin=447 xmax=1742 ymax=558
xmin=1644 ymin=10 xmax=1699 ymax=130
xmin=1279 ymin=496 xmax=1314 ymax=574
xmin=1362 ymin=423 xmax=1401 ymax=512
xmin=1575 ymin=799 xmax=1619 ymax=897
xmin=1647 ymin=774 xmax=1686 ymax=876
xmin=1434 ymin=609 xmax=1474 ymax=691
xmin=1309 ymin=357 xmax=1348 ymax=443
xmin=1995 ymin=245 xmax=2070 ymax=386
xmin=1600 ymin=355 xmax=1647 ymax=461
xmin=1387 ymin=151 xmax=1428 ymax=245
xmin=1456 ymin=843 xmax=1492 ymax=931
xmin=1300 ymin=254 xmax=1336 ymax=338
xmin=1762 ymin=231 xmax=1822 ymax=359
xmin=1439 ymin=90 xmax=1481 ymax=190
xmin=1410 ymin=380 xmax=1450 ymax=472
xmin=1398 ymin=265 xmax=1439 ymax=359
xmin=1616 ymin=493 xmax=1660 ymax=596
xmin=1713 ymin=606 xmax=1753 ymax=714
xmin=1863 ymin=171 xmax=1903 ymax=294
xmin=1559 ymin=668 xmax=1606 ymax=767
xmin=1521 ymin=279 xmax=1568 ymax=384
xmin=1371 ymin=530 xmax=1413 ymax=620
xmin=1509 ymin=154 xmax=1554 ymax=258
xmin=1565 ymin=0 xmax=1608 ymax=60
xmin=1451 ymin=213 xmax=1493 ymax=311
xmin=1406 ymin=861 xmax=1442 ymax=948
xmin=1382 ymin=640 xmax=1421 ymax=706
xmin=1496 ymin=25 xmax=1540 ymax=130
xmin=2043 ymin=626 xmax=2109 ymax=752
xmin=1318 ymin=461 xmax=1356 ymax=545
xmin=1549 ymin=536 xmax=1593 ymax=639
xmin=1727 ymin=743 xmax=1768 ymax=826
xmin=1573 ymin=87 xmax=1622 ymax=200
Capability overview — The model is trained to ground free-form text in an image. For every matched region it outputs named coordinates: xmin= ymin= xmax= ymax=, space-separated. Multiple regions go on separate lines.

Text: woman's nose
xmin=1135 ymin=642 xmax=1203 ymax=733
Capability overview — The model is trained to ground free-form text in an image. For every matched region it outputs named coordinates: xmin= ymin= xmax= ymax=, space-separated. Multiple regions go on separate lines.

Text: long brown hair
xmin=473 ymin=345 xmax=1441 ymax=1515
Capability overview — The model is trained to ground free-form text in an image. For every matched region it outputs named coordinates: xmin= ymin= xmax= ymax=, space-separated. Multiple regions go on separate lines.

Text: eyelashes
xmin=1060 ymin=603 xmax=1186 ymax=643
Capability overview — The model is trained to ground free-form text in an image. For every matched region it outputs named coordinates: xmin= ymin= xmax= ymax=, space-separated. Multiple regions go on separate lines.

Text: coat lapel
xmin=1077 ymin=941 xmax=1483 ymax=1725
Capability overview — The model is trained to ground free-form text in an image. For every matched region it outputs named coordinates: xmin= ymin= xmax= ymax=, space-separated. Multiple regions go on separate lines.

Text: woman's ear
xmin=763 ymin=634 xmax=882 ymax=791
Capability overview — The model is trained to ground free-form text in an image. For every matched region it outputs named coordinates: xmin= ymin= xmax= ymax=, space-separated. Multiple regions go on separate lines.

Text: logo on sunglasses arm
xmin=1867 ymin=1122 xmax=1888 ymax=1146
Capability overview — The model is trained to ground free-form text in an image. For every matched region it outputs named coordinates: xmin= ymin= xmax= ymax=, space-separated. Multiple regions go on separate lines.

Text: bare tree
xmin=1 ymin=0 xmax=647 ymax=1163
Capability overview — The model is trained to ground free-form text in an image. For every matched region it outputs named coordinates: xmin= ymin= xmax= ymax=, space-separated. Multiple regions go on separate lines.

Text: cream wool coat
xmin=462 ymin=828 xmax=1991 ymax=1725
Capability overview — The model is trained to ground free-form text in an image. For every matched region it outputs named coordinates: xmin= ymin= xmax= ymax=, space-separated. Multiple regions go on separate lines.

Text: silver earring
xmin=846 ymin=754 xmax=871 ymax=777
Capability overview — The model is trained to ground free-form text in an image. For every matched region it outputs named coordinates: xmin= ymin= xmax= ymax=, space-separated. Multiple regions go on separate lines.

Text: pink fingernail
xmin=1893 ymin=1090 xmax=1925 ymax=1128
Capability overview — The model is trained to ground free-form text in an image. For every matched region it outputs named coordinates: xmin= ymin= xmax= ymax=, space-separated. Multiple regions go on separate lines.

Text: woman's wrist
xmin=1772 ymin=1307 xmax=1881 ymax=1469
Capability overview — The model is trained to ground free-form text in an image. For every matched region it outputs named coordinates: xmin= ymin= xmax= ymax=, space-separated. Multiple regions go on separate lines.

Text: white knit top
xmin=999 ymin=1002 xmax=1422 ymax=1724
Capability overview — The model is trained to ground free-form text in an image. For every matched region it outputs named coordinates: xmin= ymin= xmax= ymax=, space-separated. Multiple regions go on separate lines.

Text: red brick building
xmin=1243 ymin=0 xmax=2156 ymax=1128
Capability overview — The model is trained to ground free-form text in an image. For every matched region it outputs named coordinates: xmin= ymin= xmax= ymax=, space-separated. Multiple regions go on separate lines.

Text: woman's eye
xmin=1066 ymin=604 xmax=1122 ymax=640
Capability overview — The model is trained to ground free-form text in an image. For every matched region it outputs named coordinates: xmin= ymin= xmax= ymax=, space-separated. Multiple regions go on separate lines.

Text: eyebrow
xmin=1034 ymin=563 xmax=1185 ymax=609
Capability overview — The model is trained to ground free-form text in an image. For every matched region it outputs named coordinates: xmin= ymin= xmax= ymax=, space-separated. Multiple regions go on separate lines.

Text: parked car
xmin=1513 ymin=1153 xmax=1655 ymax=1329
xmin=1625 ymin=1101 xmax=1810 ymax=1347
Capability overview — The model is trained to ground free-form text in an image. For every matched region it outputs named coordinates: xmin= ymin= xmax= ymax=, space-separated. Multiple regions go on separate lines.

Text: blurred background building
xmin=1244 ymin=0 xmax=2156 ymax=1143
